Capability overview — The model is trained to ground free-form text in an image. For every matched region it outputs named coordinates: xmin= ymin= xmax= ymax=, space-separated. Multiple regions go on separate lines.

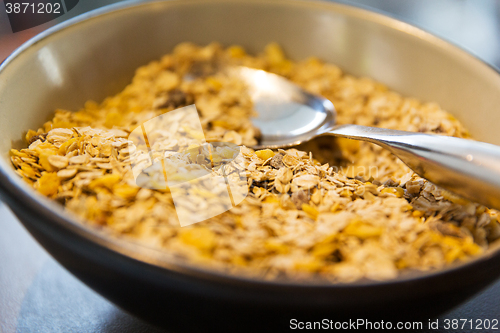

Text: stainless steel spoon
xmin=232 ymin=66 xmax=500 ymax=210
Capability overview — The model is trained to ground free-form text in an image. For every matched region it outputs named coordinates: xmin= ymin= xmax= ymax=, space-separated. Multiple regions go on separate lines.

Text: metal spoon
xmin=232 ymin=66 xmax=500 ymax=210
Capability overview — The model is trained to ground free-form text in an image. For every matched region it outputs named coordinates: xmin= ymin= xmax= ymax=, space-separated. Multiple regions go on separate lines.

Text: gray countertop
xmin=1 ymin=1 xmax=500 ymax=332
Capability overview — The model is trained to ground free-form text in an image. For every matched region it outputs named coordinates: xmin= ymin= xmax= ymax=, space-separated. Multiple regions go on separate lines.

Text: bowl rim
xmin=1 ymin=0 xmax=500 ymax=289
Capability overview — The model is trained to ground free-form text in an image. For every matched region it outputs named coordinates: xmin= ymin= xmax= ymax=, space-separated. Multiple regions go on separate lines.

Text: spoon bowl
xmin=233 ymin=67 xmax=336 ymax=149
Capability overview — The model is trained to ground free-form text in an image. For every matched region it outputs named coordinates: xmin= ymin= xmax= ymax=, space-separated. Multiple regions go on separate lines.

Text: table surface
xmin=1 ymin=1 xmax=500 ymax=332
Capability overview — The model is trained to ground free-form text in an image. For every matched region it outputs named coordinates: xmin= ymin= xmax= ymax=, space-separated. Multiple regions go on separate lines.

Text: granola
xmin=10 ymin=42 xmax=500 ymax=282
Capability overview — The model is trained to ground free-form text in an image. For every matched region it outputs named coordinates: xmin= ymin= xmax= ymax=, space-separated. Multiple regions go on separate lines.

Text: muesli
xmin=11 ymin=43 xmax=500 ymax=282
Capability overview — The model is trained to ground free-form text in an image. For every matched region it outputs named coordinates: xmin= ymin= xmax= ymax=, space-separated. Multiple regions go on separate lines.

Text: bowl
xmin=1 ymin=0 xmax=500 ymax=331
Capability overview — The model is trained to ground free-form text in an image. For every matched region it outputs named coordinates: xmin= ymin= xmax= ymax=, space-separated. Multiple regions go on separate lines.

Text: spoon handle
xmin=328 ymin=124 xmax=500 ymax=210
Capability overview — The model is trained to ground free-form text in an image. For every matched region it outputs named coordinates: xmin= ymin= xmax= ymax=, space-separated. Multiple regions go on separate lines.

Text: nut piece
xmin=270 ymin=153 xmax=285 ymax=169
xmin=28 ymin=133 xmax=47 ymax=145
xmin=291 ymin=190 xmax=309 ymax=209
xmin=156 ymin=89 xmax=193 ymax=109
